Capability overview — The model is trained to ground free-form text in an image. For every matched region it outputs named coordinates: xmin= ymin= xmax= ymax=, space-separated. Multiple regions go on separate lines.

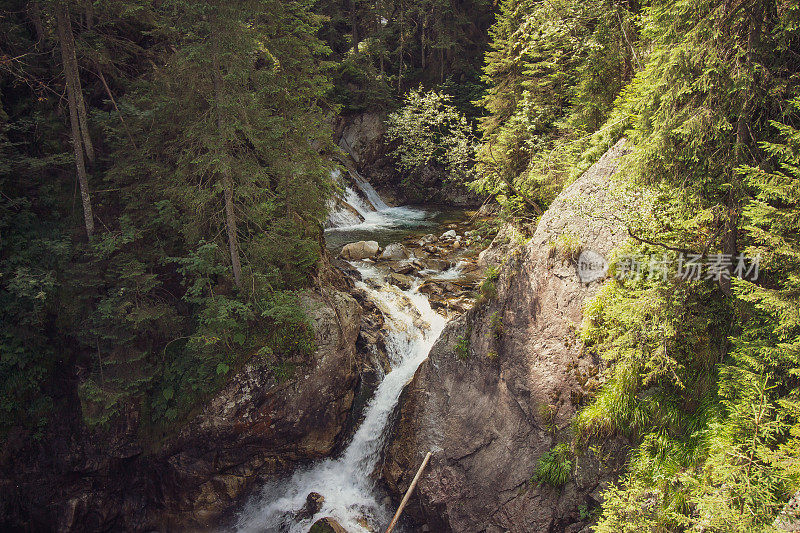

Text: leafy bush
xmin=386 ymin=87 xmax=475 ymax=180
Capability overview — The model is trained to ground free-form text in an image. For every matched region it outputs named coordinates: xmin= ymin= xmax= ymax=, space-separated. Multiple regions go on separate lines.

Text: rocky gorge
xmin=2 ymin=114 xmax=635 ymax=533
xmin=380 ymin=139 xmax=635 ymax=532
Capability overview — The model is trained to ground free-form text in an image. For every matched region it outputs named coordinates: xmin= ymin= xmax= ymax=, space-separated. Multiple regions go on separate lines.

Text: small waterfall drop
xmin=326 ymin=168 xmax=426 ymax=231
xmin=234 ymin=263 xmax=445 ymax=533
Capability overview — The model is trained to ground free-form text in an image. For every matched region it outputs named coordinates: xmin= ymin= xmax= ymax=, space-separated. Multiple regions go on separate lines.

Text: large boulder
xmin=309 ymin=516 xmax=349 ymax=533
xmin=380 ymin=243 xmax=410 ymax=260
xmin=381 ymin=139 xmax=633 ymax=532
xmin=336 ymin=112 xmax=384 ymax=165
xmin=340 ymin=241 xmax=380 ymax=260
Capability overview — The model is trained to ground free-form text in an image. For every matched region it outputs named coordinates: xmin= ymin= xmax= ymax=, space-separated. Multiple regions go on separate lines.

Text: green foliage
xmin=0 ymin=0 xmax=331 ymax=441
xmin=488 ymin=311 xmax=504 ymax=339
xmin=478 ymin=265 xmax=500 ymax=302
xmin=548 ymin=233 xmax=583 ymax=263
xmin=455 ymin=335 xmax=471 ymax=360
xmin=532 ymin=443 xmax=573 ymax=487
xmin=577 ymin=0 xmax=800 ymax=528
xmin=386 ymin=87 xmax=475 ymax=180
xmin=473 ymin=0 xmax=639 ymax=215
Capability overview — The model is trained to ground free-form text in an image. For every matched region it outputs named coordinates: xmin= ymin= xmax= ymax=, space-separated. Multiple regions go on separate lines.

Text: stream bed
xmin=234 ymin=176 xmax=481 ymax=533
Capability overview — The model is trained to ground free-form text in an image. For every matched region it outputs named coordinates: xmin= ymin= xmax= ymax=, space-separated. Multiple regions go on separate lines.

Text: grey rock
xmin=775 ymin=490 xmax=800 ymax=531
xmin=380 ymin=243 xmax=410 ymax=260
xmin=389 ymin=273 xmax=415 ymax=290
xmin=382 ymin=139 xmax=634 ymax=532
xmin=340 ymin=240 xmax=380 ymax=260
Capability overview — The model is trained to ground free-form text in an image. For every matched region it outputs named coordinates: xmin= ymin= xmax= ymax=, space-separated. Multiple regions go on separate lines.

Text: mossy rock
xmin=309 ymin=517 xmax=348 ymax=533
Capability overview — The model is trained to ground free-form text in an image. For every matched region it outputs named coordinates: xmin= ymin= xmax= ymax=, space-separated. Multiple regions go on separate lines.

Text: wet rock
xmin=389 ymin=272 xmax=415 ymax=290
xmin=296 ymin=492 xmax=325 ymax=522
xmin=391 ymin=263 xmax=416 ymax=275
xmin=309 ymin=516 xmax=348 ymax=533
xmin=440 ymin=229 xmax=457 ymax=240
xmin=418 ymin=281 xmax=445 ymax=297
xmin=418 ymin=234 xmax=437 ymax=246
xmin=340 ymin=241 xmax=380 ymax=260
xmin=380 ymin=243 xmax=410 ymax=260
xmin=423 ymin=258 xmax=450 ymax=272
xmin=382 ymin=139 xmax=635 ymax=532
xmin=410 ymin=259 xmax=427 ymax=270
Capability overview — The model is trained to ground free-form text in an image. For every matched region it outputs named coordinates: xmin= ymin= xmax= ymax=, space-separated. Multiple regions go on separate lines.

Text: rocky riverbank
xmin=380 ymin=139 xmax=634 ymax=533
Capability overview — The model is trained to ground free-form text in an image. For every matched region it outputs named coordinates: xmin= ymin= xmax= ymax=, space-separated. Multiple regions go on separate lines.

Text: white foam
xmin=234 ymin=261 xmax=445 ymax=533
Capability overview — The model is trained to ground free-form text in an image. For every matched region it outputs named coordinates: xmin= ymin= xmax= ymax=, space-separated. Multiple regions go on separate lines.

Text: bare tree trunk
xmin=56 ymin=3 xmax=94 ymax=239
xmin=420 ymin=11 xmax=426 ymax=71
xmin=27 ymin=1 xmax=44 ymax=47
xmin=211 ymin=32 xmax=243 ymax=288
xmin=57 ymin=4 xmax=95 ymax=163
xmin=351 ymin=0 xmax=359 ymax=54
xmin=398 ymin=0 xmax=404 ymax=93
xmin=84 ymin=0 xmax=93 ymax=29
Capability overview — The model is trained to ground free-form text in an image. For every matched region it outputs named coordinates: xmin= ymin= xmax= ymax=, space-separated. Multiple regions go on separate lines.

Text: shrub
xmin=479 ymin=266 xmax=500 ymax=301
xmin=386 ymin=87 xmax=475 ymax=180
xmin=489 ymin=311 xmax=504 ymax=339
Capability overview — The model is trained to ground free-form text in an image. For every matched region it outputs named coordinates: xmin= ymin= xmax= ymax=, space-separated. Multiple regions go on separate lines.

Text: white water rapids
xmin=235 ymin=174 xmax=447 ymax=533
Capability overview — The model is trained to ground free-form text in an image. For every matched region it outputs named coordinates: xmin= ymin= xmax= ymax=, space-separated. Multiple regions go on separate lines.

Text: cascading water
xmin=235 ymin=263 xmax=446 ymax=533
xmin=326 ymin=169 xmax=427 ymax=231
xmin=235 ymin=170 xmax=455 ymax=532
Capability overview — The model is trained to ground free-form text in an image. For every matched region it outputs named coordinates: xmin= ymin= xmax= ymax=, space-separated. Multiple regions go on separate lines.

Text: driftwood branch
xmin=386 ymin=451 xmax=433 ymax=533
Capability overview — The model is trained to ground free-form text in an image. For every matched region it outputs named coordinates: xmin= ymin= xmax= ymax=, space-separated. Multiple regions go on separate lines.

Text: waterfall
xmin=234 ymin=263 xmax=446 ymax=533
xmin=326 ymin=168 xmax=426 ymax=231
xmin=349 ymin=169 xmax=389 ymax=211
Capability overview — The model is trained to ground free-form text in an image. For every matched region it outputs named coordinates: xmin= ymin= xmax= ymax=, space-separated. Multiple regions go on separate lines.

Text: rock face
xmin=381 ymin=139 xmax=633 ymax=532
xmin=1 ymin=289 xmax=365 ymax=532
xmin=336 ymin=112 xmax=384 ymax=165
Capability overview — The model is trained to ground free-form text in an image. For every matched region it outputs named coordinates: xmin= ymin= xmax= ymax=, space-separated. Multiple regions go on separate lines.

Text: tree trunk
xmin=723 ymin=0 xmax=767 ymax=294
xmin=398 ymin=0 xmax=404 ymax=93
xmin=211 ymin=33 xmax=243 ymax=289
xmin=56 ymin=4 xmax=94 ymax=163
xmin=27 ymin=1 xmax=44 ymax=47
xmin=56 ymin=3 xmax=94 ymax=239
xmin=351 ymin=0 xmax=359 ymax=54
